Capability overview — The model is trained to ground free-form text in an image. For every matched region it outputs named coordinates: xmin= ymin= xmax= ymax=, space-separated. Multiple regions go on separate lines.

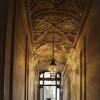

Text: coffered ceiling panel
xmin=24 ymin=0 xmax=92 ymax=72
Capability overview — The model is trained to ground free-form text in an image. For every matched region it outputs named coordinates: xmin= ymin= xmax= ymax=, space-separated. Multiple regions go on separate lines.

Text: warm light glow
xmin=48 ymin=63 xmax=58 ymax=78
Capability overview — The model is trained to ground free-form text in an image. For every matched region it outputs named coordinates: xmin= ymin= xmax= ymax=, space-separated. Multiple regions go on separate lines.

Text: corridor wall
xmin=63 ymin=0 xmax=100 ymax=100
xmin=0 ymin=0 xmax=38 ymax=100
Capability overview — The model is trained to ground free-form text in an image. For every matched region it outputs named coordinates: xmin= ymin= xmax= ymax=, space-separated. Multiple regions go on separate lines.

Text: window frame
xmin=39 ymin=71 xmax=61 ymax=87
xmin=39 ymin=71 xmax=61 ymax=100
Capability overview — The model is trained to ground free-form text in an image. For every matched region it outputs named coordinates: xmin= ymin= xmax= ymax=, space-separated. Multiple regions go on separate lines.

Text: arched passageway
xmin=0 ymin=0 xmax=100 ymax=100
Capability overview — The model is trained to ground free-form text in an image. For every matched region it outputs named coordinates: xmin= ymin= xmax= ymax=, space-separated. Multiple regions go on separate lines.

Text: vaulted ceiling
xmin=24 ymin=0 xmax=91 ymax=72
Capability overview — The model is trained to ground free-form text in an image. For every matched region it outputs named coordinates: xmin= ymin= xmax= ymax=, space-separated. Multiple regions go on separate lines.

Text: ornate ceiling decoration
xmin=24 ymin=0 xmax=93 ymax=72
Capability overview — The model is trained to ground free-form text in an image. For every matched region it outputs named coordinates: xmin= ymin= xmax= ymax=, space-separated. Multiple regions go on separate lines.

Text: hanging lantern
xmin=48 ymin=37 xmax=58 ymax=78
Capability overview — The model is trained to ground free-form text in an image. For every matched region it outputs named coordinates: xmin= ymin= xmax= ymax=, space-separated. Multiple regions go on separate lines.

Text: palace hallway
xmin=0 ymin=0 xmax=100 ymax=100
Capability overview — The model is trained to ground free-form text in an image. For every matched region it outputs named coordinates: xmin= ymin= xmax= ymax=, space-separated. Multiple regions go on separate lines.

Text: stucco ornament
xmin=24 ymin=0 xmax=89 ymax=72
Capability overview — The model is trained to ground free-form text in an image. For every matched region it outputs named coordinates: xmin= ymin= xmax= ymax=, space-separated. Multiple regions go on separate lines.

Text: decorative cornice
xmin=24 ymin=0 xmax=34 ymax=44
xmin=73 ymin=0 xmax=94 ymax=47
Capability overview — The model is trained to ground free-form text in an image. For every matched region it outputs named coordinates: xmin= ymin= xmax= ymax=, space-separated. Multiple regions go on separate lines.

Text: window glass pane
xmin=40 ymin=73 xmax=43 ymax=78
xmin=57 ymin=81 xmax=60 ymax=85
xmin=44 ymin=86 xmax=56 ymax=100
xmin=57 ymin=88 xmax=60 ymax=100
xmin=44 ymin=81 xmax=56 ymax=85
xmin=44 ymin=72 xmax=50 ymax=78
xmin=57 ymin=74 xmax=60 ymax=78
xmin=40 ymin=88 xmax=43 ymax=100
xmin=40 ymin=80 xmax=43 ymax=85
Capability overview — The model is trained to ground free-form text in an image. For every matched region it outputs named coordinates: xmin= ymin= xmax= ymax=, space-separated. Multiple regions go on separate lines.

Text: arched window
xmin=39 ymin=71 xmax=61 ymax=100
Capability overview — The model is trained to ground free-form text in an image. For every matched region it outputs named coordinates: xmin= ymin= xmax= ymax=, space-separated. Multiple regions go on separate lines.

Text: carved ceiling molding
xmin=24 ymin=0 xmax=34 ymax=43
xmin=32 ymin=16 xmax=79 ymax=45
xmin=31 ymin=10 xmax=81 ymax=22
xmin=73 ymin=0 xmax=94 ymax=47
xmin=24 ymin=0 xmax=93 ymax=72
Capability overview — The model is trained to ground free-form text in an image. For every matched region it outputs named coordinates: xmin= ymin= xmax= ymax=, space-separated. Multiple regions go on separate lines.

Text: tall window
xmin=39 ymin=72 xmax=61 ymax=100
